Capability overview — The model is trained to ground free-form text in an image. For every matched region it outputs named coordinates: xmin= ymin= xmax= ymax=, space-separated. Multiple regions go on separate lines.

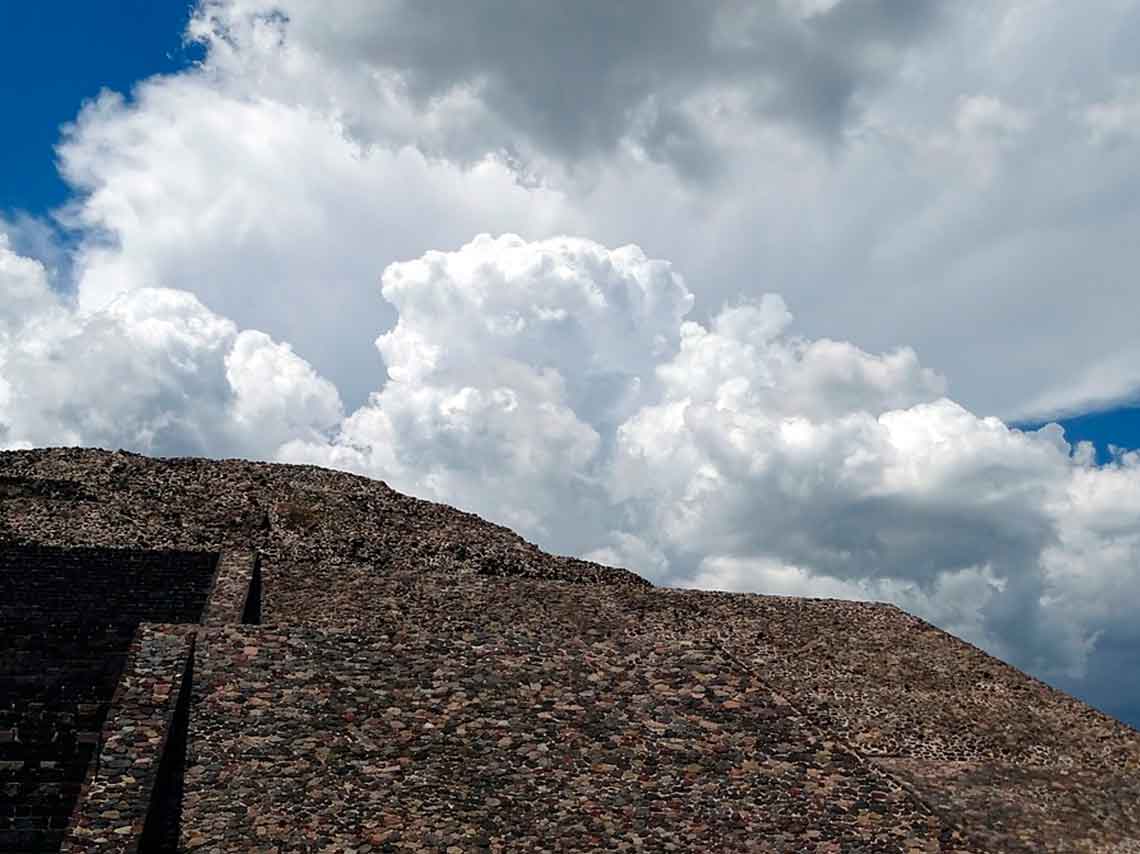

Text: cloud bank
xmin=45 ymin=0 xmax=1140 ymax=420
xmin=4 ymin=0 xmax=1140 ymax=720
xmin=0 ymin=234 xmax=340 ymax=457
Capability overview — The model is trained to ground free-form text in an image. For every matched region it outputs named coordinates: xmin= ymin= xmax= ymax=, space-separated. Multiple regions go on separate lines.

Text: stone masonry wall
xmin=0 ymin=546 xmax=217 ymax=853
xmin=3 ymin=449 xmax=1140 ymax=852
xmin=182 ymin=621 xmax=980 ymax=853
xmin=61 ymin=625 xmax=196 ymax=854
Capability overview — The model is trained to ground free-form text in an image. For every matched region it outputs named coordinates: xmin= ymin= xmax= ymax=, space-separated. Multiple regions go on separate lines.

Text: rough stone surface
xmin=203 ymin=551 xmax=261 ymax=627
xmin=187 ymin=624 xmax=976 ymax=853
xmin=62 ymin=625 xmax=195 ymax=854
xmin=1 ymin=447 xmax=1139 ymax=852
xmin=0 ymin=448 xmax=646 ymax=596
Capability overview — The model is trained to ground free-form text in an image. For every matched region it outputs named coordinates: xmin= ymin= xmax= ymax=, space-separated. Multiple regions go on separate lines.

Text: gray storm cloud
xmin=50 ymin=0 xmax=1140 ymax=421
xmin=190 ymin=0 xmax=944 ymax=173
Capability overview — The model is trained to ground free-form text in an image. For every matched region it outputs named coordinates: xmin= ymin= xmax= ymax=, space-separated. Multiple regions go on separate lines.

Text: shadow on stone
xmin=242 ymin=555 xmax=262 ymax=626
xmin=139 ymin=651 xmax=193 ymax=852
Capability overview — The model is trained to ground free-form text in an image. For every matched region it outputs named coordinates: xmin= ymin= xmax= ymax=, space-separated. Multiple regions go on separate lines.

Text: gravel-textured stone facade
xmin=1 ymin=447 xmax=1139 ymax=852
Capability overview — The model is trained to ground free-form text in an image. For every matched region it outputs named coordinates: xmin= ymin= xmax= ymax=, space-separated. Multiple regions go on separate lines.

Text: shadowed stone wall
xmin=62 ymin=625 xmax=196 ymax=854
xmin=0 ymin=546 xmax=216 ymax=853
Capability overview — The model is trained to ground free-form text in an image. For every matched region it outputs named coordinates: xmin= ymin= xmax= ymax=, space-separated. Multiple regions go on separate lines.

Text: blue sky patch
xmin=1 ymin=2 xmax=202 ymax=215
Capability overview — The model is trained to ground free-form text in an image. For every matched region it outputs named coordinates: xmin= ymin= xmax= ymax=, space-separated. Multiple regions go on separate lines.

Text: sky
xmin=1 ymin=1 xmax=1139 ymax=727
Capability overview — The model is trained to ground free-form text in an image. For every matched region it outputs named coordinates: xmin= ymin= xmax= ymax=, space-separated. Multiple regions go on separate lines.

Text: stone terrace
xmin=1 ymin=447 xmax=1139 ymax=852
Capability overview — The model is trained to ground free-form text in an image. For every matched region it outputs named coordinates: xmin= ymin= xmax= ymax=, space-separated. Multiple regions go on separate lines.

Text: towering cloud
xmin=281 ymin=234 xmax=693 ymax=539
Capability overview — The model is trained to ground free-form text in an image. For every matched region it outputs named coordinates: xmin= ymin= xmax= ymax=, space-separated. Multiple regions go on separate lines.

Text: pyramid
xmin=1 ymin=447 xmax=1138 ymax=853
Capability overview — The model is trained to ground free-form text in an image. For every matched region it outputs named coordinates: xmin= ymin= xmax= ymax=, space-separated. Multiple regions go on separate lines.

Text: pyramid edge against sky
xmin=1 ymin=447 xmax=1139 ymax=853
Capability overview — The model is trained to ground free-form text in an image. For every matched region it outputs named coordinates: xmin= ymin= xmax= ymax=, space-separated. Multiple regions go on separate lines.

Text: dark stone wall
xmin=0 ymin=477 xmax=88 ymax=502
xmin=138 ymin=649 xmax=194 ymax=853
xmin=0 ymin=546 xmax=216 ymax=853
xmin=0 ymin=545 xmax=217 ymax=628
xmin=62 ymin=625 xmax=196 ymax=854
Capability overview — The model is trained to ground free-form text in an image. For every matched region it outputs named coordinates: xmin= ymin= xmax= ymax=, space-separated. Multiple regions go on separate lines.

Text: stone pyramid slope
xmin=1 ymin=447 xmax=1138 ymax=853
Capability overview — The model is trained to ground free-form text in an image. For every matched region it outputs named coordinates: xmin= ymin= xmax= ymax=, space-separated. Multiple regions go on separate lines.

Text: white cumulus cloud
xmin=273 ymin=234 xmax=1140 ymax=698
xmin=0 ymin=233 xmax=340 ymax=457
xmin=43 ymin=0 xmax=1140 ymax=421
xmin=282 ymin=233 xmax=693 ymax=539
